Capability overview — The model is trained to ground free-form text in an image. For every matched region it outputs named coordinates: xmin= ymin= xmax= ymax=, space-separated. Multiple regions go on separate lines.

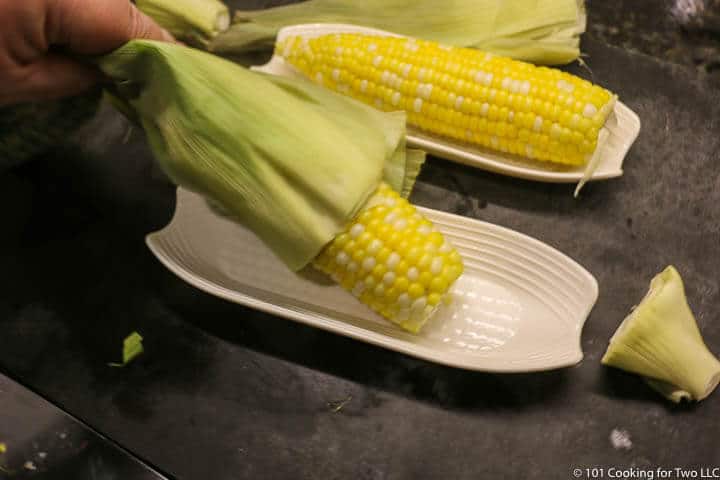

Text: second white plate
xmin=147 ymin=188 xmax=598 ymax=372
xmin=252 ymin=23 xmax=641 ymax=184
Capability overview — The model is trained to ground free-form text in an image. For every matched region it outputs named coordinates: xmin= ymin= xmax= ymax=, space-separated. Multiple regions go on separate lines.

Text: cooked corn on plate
xmin=277 ymin=33 xmax=617 ymax=167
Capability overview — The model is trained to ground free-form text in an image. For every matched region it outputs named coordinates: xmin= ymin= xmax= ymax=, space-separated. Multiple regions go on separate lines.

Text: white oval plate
xmin=147 ymin=188 xmax=598 ymax=372
xmin=252 ymin=23 xmax=641 ymax=184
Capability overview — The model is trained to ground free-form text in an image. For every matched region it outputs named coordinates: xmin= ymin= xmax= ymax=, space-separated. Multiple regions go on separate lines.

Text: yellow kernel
xmin=427 ymin=293 xmax=442 ymax=306
xmin=408 ymin=283 xmax=425 ymax=298
xmin=394 ymin=277 xmax=409 ymax=292
xmin=429 ymin=277 xmax=449 ymax=293
xmin=372 ymin=264 xmax=388 ymax=279
xmin=428 ymin=231 xmax=444 ymax=246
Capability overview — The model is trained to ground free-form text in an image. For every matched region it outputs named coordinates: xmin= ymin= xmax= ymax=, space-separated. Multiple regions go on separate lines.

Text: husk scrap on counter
xmin=210 ymin=0 xmax=586 ymax=65
xmin=98 ymin=40 xmax=424 ymax=271
xmin=602 ymin=266 xmax=720 ymax=403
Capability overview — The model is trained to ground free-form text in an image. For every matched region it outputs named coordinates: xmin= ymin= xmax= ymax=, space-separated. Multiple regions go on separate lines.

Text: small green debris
xmin=327 ymin=395 xmax=352 ymax=413
xmin=108 ymin=332 xmax=144 ymax=367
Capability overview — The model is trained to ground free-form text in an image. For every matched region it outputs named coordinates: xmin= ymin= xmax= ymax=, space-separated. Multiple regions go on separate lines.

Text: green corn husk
xmin=98 ymin=40 xmax=423 ymax=270
xmin=602 ymin=266 xmax=720 ymax=403
xmin=209 ymin=0 xmax=586 ymax=65
xmin=136 ymin=0 xmax=230 ymax=46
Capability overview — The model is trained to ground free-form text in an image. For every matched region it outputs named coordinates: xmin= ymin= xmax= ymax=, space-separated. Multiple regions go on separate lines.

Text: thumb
xmin=2 ymin=54 xmax=100 ymax=105
xmin=49 ymin=0 xmax=174 ymax=55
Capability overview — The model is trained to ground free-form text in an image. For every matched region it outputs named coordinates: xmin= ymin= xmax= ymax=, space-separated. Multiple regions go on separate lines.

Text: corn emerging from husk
xmin=315 ymin=183 xmax=463 ymax=332
xmin=99 ymin=40 xmax=462 ymax=332
xmin=136 ymin=0 xmax=230 ymax=46
xmin=210 ymin=0 xmax=586 ymax=66
xmin=278 ymin=33 xmax=616 ymax=167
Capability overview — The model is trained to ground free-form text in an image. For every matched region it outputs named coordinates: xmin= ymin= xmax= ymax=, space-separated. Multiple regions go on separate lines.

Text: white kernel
xmin=484 ymin=53 xmax=494 ymax=61
xmin=473 ymin=70 xmax=484 ymax=83
xmin=385 ymin=198 xmax=396 ymax=207
xmin=439 ymin=242 xmax=452 ymax=253
xmin=352 ymin=281 xmax=365 ymax=296
xmin=391 ymin=91 xmax=401 ymax=106
xmin=332 ymin=68 xmax=340 ymax=81
xmin=362 ymin=257 xmax=376 ymax=271
xmin=384 ymin=211 xmax=397 ymax=224
xmin=424 ymin=243 xmax=437 ymax=252
xmin=520 ymin=81 xmax=531 ymax=95
xmin=413 ymin=98 xmax=423 ymax=113
xmin=398 ymin=294 xmax=411 ymax=308
xmin=315 ymin=72 xmax=323 ymax=84
xmin=360 ymin=79 xmax=368 ymax=93
xmin=483 ymin=73 xmax=493 ymax=86
xmin=393 ymin=219 xmax=407 ymax=230
xmin=533 ymin=116 xmax=543 ymax=132
xmin=418 ymin=68 xmax=427 ymax=81
xmin=405 ymin=41 xmax=419 ymax=52
xmin=430 ymin=258 xmax=444 ymax=275
xmin=383 ymin=272 xmax=396 ymax=286
xmin=397 ymin=308 xmax=410 ymax=321
xmin=418 ymin=225 xmax=432 ymax=235
xmin=512 ymin=79 xmax=522 ymax=93
xmin=347 ymin=261 xmax=358 ymax=272
xmin=368 ymin=43 xmax=377 ymax=52
xmin=480 ymin=103 xmax=489 ymax=116
xmin=368 ymin=239 xmax=382 ymax=254
xmin=373 ymin=55 xmax=383 ymax=67
xmin=335 ymin=47 xmax=344 ymax=56
xmin=421 ymin=84 xmax=433 ymax=100
xmin=412 ymin=297 xmax=427 ymax=311
xmin=501 ymin=77 xmax=512 ymax=90
xmin=407 ymin=267 xmax=419 ymax=281
xmin=454 ymin=95 xmax=464 ymax=110
xmin=583 ymin=103 xmax=598 ymax=118
xmin=350 ymin=224 xmax=364 ymax=238
xmin=336 ymin=251 xmax=349 ymax=265
xmin=490 ymin=135 xmax=499 ymax=148
xmin=386 ymin=252 xmax=401 ymax=269
xmin=374 ymin=98 xmax=383 ymax=108
xmin=381 ymin=70 xmax=391 ymax=85
xmin=526 ymin=144 xmax=534 ymax=158
xmin=374 ymin=284 xmax=385 ymax=296
xmin=401 ymin=63 xmax=412 ymax=77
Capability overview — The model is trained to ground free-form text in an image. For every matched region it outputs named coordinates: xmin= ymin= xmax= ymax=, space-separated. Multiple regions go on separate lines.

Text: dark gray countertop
xmin=1 ymin=3 xmax=720 ymax=479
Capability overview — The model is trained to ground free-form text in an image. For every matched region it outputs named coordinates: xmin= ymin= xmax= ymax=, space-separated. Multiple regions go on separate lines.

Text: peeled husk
xmin=98 ymin=40 xmax=423 ymax=270
xmin=210 ymin=0 xmax=586 ymax=65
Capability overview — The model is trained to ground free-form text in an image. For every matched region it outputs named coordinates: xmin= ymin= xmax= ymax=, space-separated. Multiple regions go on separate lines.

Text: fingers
xmin=46 ymin=0 xmax=174 ymax=55
xmin=0 ymin=54 xmax=99 ymax=105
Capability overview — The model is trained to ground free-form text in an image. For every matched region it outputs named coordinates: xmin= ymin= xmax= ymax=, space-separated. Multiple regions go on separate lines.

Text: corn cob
xmin=314 ymin=182 xmax=463 ymax=333
xmin=277 ymin=34 xmax=617 ymax=167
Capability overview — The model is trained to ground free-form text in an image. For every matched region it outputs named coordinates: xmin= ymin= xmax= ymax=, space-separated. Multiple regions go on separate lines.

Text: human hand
xmin=0 ymin=0 xmax=173 ymax=106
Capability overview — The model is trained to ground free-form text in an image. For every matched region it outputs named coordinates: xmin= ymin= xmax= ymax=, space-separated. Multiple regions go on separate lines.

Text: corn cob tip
xmin=313 ymin=182 xmax=463 ymax=332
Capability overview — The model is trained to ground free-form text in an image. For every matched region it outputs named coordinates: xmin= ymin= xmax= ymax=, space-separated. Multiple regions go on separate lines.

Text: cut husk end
xmin=602 ymin=266 xmax=720 ymax=402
